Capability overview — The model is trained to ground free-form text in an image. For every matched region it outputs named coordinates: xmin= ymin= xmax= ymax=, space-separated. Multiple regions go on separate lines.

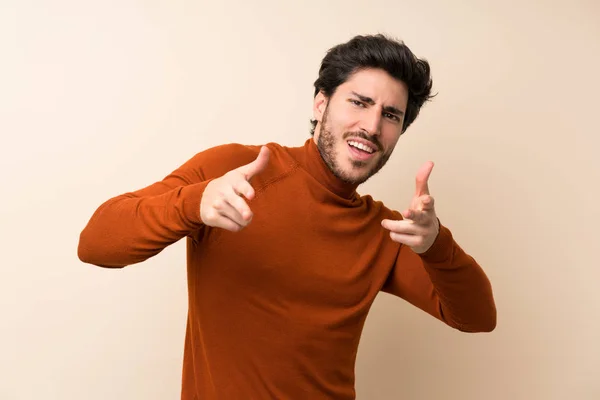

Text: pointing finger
xmin=233 ymin=178 xmax=256 ymax=200
xmin=239 ymin=146 xmax=270 ymax=181
xmin=227 ymin=191 xmax=253 ymax=222
xmin=415 ymin=161 xmax=434 ymax=197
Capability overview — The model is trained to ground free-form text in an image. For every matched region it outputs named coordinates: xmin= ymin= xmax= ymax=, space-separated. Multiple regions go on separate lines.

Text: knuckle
xmin=215 ymin=185 xmax=226 ymax=197
xmin=213 ymin=198 xmax=224 ymax=210
xmin=244 ymin=183 xmax=254 ymax=195
xmin=206 ymin=210 xmax=218 ymax=222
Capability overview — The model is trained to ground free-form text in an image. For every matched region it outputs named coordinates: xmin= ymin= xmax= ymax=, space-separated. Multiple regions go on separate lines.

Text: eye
xmin=350 ymin=99 xmax=365 ymax=107
xmin=384 ymin=112 xmax=400 ymax=122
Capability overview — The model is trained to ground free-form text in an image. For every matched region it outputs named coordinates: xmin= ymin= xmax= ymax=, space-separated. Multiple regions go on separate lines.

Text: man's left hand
xmin=381 ymin=161 xmax=440 ymax=254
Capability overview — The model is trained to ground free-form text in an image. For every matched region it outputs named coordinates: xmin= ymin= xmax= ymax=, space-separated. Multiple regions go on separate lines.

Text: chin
xmin=343 ymin=154 xmax=388 ymax=185
xmin=335 ymin=163 xmax=373 ymax=185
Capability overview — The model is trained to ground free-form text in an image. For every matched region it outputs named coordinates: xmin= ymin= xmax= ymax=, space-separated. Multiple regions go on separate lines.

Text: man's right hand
xmin=200 ymin=146 xmax=270 ymax=232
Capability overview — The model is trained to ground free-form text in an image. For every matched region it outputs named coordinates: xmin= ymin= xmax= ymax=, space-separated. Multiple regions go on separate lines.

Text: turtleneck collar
xmin=287 ymin=138 xmax=359 ymax=200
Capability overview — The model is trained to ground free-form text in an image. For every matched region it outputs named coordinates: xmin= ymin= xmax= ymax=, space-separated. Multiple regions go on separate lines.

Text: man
xmin=78 ymin=34 xmax=496 ymax=399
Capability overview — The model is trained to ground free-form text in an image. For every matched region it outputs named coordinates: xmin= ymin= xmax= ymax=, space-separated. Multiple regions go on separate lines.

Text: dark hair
xmin=310 ymin=33 xmax=435 ymax=135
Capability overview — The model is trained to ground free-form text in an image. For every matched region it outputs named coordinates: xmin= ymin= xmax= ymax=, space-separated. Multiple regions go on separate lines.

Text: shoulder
xmin=182 ymin=141 xmax=297 ymax=182
xmin=190 ymin=143 xmax=260 ymax=171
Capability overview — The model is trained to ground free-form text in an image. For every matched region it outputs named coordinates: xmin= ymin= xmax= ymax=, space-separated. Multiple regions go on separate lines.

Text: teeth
xmin=348 ymin=140 xmax=374 ymax=153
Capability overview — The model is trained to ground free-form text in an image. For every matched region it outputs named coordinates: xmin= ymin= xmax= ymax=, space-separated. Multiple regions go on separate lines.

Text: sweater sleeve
xmin=381 ymin=220 xmax=497 ymax=333
xmin=77 ymin=144 xmax=258 ymax=268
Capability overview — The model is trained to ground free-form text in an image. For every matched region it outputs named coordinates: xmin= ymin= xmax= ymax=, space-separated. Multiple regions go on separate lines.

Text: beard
xmin=316 ymin=105 xmax=393 ymax=186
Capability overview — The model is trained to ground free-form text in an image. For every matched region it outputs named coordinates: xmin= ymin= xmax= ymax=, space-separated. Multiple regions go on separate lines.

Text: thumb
xmin=239 ymin=146 xmax=270 ymax=180
xmin=415 ymin=161 xmax=434 ymax=197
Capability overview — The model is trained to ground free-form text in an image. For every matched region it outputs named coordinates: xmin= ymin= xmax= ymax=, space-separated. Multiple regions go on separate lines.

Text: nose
xmin=359 ymin=109 xmax=382 ymax=136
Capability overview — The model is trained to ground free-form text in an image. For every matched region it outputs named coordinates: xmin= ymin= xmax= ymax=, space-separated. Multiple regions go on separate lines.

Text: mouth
xmin=347 ymin=139 xmax=377 ymax=161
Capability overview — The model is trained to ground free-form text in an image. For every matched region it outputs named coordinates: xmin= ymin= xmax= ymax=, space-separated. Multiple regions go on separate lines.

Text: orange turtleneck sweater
xmin=78 ymin=138 xmax=496 ymax=399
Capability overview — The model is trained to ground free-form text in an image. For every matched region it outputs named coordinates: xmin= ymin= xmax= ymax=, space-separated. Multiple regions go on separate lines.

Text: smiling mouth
xmin=347 ymin=140 xmax=377 ymax=161
xmin=347 ymin=140 xmax=376 ymax=154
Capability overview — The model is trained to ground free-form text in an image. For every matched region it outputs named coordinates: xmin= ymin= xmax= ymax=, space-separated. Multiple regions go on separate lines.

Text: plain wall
xmin=1 ymin=0 xmax=599 ymax=399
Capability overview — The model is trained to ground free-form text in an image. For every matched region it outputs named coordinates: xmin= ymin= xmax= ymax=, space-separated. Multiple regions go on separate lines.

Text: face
xmin=313 ymin=68 xmax=409 ymax=185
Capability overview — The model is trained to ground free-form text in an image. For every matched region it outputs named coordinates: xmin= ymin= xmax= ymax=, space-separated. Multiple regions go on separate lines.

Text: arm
xmin=381 ymin=221 xmax=496 ymax=333
xmin=380 ymin=161 xmax=496 ymax=332
xmin=77 ymin=144 xmax=261 ymax=268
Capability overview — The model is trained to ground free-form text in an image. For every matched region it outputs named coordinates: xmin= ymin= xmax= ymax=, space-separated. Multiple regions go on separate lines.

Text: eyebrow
xmin=351 ymin=91 xmax=404 ymax=116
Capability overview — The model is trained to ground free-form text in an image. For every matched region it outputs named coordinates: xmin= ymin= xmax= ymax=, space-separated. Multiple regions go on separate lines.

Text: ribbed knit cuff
xmin=180 ymin=179 xmax=214 ymax=227
xmin=418 ymin=220 xmax=454 ymax=264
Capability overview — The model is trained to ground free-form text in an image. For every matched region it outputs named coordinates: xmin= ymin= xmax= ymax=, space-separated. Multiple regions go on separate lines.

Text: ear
xmin=313 ymin=91 xmax=328 ymax=123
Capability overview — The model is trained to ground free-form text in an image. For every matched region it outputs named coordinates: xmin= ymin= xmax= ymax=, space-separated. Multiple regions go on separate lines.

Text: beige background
xmin=1 ymin=0 xmax=599 ymax=399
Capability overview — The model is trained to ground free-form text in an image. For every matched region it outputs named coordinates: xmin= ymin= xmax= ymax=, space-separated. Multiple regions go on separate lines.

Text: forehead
xmin=336 ymin=68 xmax=409 ymax=108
